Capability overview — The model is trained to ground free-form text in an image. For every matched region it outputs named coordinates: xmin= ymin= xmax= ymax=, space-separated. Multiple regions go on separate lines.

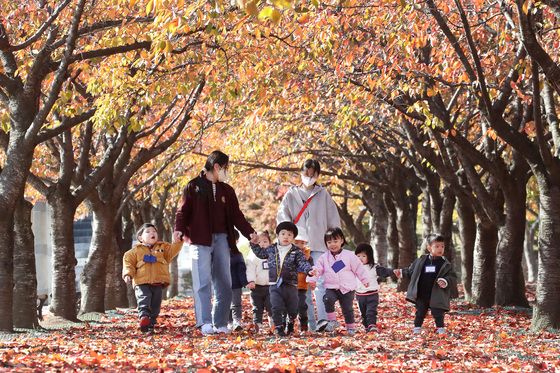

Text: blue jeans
xmin=191 ymin=233 xmax=232 ymax=328
xmin=305 ymin=288 xmax=317 ymax=330
xmin=310 ymin=251 xmax=327 ymax=322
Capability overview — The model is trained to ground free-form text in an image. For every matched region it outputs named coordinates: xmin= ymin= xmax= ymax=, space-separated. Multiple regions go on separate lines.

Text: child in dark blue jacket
xmin=250 ymin=221 xmax=315 ymax=337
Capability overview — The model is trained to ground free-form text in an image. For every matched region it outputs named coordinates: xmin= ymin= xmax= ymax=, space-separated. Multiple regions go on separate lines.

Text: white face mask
xmin=301 ymin=175 xmax=317 ymax=187
xmin=217 ymin=168 xmax=229 ymax=182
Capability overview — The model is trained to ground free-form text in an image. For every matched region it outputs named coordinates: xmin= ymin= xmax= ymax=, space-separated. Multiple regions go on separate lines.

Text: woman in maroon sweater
xmin=174 ymin=151 xmax=256 ymax=335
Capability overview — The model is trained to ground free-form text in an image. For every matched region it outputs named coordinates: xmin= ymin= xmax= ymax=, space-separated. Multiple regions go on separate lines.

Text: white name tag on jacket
xmin=425 ymin=265 xmax=436 ymax=273
xmin=262 ymin=262 xmax=269 ymax=270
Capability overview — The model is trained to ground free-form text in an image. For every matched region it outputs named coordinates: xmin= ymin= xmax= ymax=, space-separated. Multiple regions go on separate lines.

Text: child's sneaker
xmin=436 ymin=327 xmax=446 ymax=334
xmin=201 ymin=323 xmax=215 ymax=335
xmin=324 ymin=320 xmax=338 ymax=332
xmin=214 ymin=326 xmax=231 ymax=334
xmin=346 ymin=328 xmax=356 ymax=336
xmin=316 ymin=319 xmax=329 ymax=332
xmin=139 ymin=316 xmax=150 ymax=333
xmin=275 ymin=325 xmax=287 ymax=337
xmin=413 ymin=327 xmax=422 ymax=334
xmin=232 ymin=320 xmax=243 ymax=331
xmin=367 ymin=325 xmax=378 ymax=333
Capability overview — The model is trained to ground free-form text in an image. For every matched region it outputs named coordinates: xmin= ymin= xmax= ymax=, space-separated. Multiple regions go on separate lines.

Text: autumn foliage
xmin=0 ymin=285 xmax=557 ymax=372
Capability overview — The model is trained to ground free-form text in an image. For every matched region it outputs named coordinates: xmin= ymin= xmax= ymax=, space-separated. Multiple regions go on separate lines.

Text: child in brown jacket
xmin=123 ymin=223 xmax=183 ymax=332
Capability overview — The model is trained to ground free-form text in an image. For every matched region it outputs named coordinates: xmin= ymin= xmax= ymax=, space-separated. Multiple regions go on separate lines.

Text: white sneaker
xmin=413 ymin=327 xmax=422 ymax=334
xmin=324 ymin=320 xmax=339 ymax=332
xmin=201 ymin=324 xmax=215 ymax=335
xmin=436 ymin=327 xmax=446 ymax=334
xmin=214 ymin=326 xmax=231 ymax=334
xmin=232 ymin=320 xmax=243 ymax=331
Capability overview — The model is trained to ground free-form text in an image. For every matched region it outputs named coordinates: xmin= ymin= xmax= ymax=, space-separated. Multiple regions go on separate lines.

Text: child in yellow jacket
xmin=123 ymin=223 xmax=183 ymax=333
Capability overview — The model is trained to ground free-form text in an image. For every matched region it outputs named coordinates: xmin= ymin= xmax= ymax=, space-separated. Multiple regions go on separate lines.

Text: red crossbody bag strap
xmin=294 ymin=194 xmax=316 ymax=224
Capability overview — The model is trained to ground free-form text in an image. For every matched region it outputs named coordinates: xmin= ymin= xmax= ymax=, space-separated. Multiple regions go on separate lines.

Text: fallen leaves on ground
xmin=1 ymin=285 xmax=559 ymax=372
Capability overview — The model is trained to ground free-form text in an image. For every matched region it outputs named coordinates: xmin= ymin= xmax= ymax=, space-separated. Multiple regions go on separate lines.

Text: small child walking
xmin=249 ymin=221 xmax=315 ymax=337
xmin=294 ymin=232 xmax=314 ymax=333
xmin=230 ymin=247 xmax=248 ymax=330
xmin=394 ymin=233 xmax=457 ymax=335
xmin=354 ymin=243 xmax=393 ymax=332
xmin=311 ymin=228 xmax=369 ymax=336
xmin=123 ymin=223 xmax=183 ymax=333
xmin=246 ymin=231 xmax=273 ymax=333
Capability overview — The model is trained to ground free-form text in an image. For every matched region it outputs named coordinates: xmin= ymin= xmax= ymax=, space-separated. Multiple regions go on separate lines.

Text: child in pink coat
xmin=308 ymin=228 xmax=369 ymax=335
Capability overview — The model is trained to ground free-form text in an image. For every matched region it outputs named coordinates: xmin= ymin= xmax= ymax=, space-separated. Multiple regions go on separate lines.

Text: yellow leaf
xmin=129 ymin=0 xmax=137 ymax=7
xmin=522 ymin=0 xmax=529 ymax=14
xmin=246 ymin=0 xmax=258 ymax=16
xmin=165 ymin=40 xmax=173 ymax=53
xmin=272 ymin=0 xmax=291 ymax=9
xmin=146 ymin=0 xmax=153 ymax=15
xmin=258 ymin=6 xmax=281 ymax=23
xmin=426 ymin=87 xmax=437 ymax=97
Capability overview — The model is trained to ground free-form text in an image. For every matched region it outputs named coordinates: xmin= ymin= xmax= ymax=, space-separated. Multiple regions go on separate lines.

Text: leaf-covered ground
xmin=1 ymin=284 xmax=559 ymax=372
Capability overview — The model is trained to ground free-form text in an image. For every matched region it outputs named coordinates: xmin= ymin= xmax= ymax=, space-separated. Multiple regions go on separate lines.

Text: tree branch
xmin=25 ymin=0 xmax=88 ymax=144
xmin=34 ymin=108 xmax=95 ymax=144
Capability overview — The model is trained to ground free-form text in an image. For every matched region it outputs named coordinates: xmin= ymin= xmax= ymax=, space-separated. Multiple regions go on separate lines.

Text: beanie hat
xmin=276 ymin=221 xmax=298 ymax=237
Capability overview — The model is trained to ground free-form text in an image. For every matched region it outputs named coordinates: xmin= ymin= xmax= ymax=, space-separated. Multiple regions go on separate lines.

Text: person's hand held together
xmin=172 ymin=231 xmax=183 ymax=243
xmin=123 ymin=275 xmax=132 ymax=284
xmin=393 ymin=269 xmax=402 ymax=278
xmin=247 ymin=281 xmax=256 ymax=290
xmin=437 ymin=278 xmax=448 ymax=288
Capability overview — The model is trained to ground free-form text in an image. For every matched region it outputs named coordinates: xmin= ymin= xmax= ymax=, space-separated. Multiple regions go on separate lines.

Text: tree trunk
xmin=168 ymin=256 xmax=179 ymax=298
xmin=523 ymin=218 xmax=539 ymax=283
xmin=115 ymin=209 xmax=134 ymax=307
xmin=13 ymin=198 xmax=39 ymax=328
xmin=439 ymin=187 xmax=458 ymax=298
xmin=384 ymin=194 xmax=400 ymax=269
xmin=0 ymin=209 xmax=15 ymax=332
xmin=394 ymin=197 xmax=417 ymax=292
xmin=421 ymin=188 xmax=432 ymax=237
xmin=471 ymin=219 xmax=498 ymax=307
xmin=457 ymin=199 xmax=476 ymax=300
xmin=531 ymin=181 xmax=560 ymax=330
xmin=494 ymin=186 xmax=529 ymax=307
xmin=104 ymin=238 xmax=117 ymax=310
xmin=369 ymin=195 xmax=389 ymax=265
xmin=80 ymin=204 xmax=114 ymax=314
xmin=48 ymin=194 xmax=79 ymax=320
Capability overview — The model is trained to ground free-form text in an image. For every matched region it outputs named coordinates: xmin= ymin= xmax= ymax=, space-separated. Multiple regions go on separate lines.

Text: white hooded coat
xmin=276 ymin=184 xmax=341 ymax=253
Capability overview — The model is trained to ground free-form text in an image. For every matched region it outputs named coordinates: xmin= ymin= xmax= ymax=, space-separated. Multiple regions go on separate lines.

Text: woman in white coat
xmin=276 ymin=159 xmax=341 ymax=330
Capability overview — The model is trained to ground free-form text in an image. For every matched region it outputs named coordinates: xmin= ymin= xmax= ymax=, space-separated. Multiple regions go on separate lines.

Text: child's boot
xmin=139 ymin=315 xmax=150 ymax=333
xmin=275 ymin=324 xmax=287 ymax=337
xmin=300 ymin=321 xmax=308 ymax=332
xmin=285 ymin=322 xmax=294 ymax=335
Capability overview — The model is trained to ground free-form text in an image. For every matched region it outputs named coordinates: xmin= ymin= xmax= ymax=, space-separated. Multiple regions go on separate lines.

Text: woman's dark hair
xmin=204 ymin=150 xmax=229 ymax=171
xmin=302 ymin=159 xmax=321 ymax=175
xmin=355 ymin=243 xmax=375 ymax=268
xmin=137 ymin=223 xmax=157 ymax=239
xmin=324 ymin=227 xmax=346 ymax=246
